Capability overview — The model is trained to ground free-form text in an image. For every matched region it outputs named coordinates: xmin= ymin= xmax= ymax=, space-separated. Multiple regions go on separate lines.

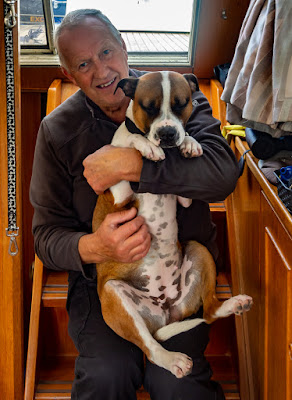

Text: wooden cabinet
xmin=226 ymin=137 xmax=292 ymax=400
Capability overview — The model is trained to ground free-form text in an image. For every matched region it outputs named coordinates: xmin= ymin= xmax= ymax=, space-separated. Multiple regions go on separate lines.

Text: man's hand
xmin=78 ymin=207 xmax=151 ymax=264
xmin=83 ymin=145 xmax=143 ymax=194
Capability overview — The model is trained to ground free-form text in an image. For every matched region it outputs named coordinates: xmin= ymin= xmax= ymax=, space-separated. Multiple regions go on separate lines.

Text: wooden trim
xmin=0 ymin=2 xmax=24 ymax=399
xmin=24 ymin=255 xmax=44 ymax=400
xmin=46 ymin=79 xmax=62 ymax=115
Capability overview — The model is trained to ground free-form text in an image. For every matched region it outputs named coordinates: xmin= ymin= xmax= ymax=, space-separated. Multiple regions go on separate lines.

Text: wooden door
xmin=260 ymin=192 xmax=292 ymax=400
xmin=0 ymin=2 xmax=24 ymax=399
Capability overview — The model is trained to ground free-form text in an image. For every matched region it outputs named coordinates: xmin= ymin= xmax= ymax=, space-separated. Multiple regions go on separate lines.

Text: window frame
xmin=20 ymin=0 xmax=201 ymax=67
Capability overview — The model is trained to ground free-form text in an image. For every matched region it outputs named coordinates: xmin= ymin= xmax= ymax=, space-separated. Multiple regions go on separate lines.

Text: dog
xmin=92 ymin=71 xmax=253 ymax=378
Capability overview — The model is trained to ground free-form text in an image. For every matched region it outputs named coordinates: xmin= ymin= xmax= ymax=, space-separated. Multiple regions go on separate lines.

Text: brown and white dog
xmin=92 ymin=71 xmax=252 ymax=379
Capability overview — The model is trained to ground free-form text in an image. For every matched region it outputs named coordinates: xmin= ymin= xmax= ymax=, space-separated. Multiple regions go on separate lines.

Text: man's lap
xmin=67 ymin=274 xmax=224 ymax=400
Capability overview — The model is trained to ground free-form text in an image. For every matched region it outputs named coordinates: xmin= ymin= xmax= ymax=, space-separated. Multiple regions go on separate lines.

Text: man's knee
xmin=72 ymin=353 xmax=143 ymax=400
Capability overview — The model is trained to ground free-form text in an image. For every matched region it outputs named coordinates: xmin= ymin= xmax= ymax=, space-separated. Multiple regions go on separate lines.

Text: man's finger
xmin=106 ymin=207 xmax=138 ymax=228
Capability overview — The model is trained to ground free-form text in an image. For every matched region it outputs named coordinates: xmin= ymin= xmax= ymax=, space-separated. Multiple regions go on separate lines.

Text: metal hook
xmin=4 ymin=0 xmax=17 ymax=29
xmin=6 ymin=228 xmax=19 ymax=256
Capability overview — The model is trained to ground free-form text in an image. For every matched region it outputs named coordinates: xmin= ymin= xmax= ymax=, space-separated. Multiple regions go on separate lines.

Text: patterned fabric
xmin=221 ymin=0 xmax=292 ymax=137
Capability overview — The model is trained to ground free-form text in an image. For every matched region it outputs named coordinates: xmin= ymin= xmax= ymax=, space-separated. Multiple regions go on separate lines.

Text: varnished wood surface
xmin=193 ymin=0 xmax=250 ymax=77
xmin=225 ymin=137 xmax=292 ymax=400
xmin=0 ymin=2 xmax=24 ymax=399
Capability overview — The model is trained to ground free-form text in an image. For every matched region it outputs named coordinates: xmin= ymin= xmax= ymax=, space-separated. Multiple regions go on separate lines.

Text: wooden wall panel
xmin=0 ymin=2 xmax=24 ymax=399
xmin=193 ymin=0 xmax=250 ymax=78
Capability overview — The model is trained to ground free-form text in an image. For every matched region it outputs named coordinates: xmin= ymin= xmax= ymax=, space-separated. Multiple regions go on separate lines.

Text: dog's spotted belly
xmin=108 ymin=249 xmax=202 ymax=332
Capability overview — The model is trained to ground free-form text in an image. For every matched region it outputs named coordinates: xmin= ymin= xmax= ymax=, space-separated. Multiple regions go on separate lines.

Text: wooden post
xmin=0 ymin=2 xmax=24 ymax=399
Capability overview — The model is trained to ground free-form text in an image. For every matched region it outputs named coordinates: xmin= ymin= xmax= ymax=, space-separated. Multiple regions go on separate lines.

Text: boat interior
xmin=0 ymin=1 xmax=291 ymax=399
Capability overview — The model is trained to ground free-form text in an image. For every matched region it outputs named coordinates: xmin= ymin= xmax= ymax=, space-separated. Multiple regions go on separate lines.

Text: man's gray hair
xmin=54 ymin=9 xmax=122 ymax=68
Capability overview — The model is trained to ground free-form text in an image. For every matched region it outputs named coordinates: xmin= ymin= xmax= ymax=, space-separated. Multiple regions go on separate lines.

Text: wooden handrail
xmin=24 ymin=255 xmax=44 ymax=400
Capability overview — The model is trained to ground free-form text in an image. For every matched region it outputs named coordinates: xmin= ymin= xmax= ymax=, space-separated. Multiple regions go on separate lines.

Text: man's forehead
xmin=59 ymin=20 xmax=120 ymax=65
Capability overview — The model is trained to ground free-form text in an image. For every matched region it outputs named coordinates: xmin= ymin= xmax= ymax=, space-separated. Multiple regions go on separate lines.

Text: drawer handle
xmin=289 ymin=344 xmax=292 ymax=361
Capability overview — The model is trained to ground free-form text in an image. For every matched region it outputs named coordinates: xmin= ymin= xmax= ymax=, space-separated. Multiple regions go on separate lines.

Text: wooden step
xmin=34 ymin=355 xmax=240 ymax=399
xmin=42 ymin=271 xmax=231 ymax=307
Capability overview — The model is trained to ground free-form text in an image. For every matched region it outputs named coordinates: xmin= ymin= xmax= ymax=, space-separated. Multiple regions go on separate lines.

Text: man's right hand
xmin=83 ymin=145 xmax=143 ymax=194
xmin=78 ymin=207 xmax=151 ymax=264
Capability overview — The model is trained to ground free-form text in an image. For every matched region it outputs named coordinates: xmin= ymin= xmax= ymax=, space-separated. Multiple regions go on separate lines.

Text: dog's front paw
xmin=180 ymin=135 xmax=203 ymax=158
xmin=138 ymin=141 xmax=165 ymax=161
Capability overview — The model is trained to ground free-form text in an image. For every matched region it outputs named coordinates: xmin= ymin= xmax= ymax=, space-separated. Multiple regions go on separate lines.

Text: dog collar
xmin=125 ymin=117 xmax=146 ymax=136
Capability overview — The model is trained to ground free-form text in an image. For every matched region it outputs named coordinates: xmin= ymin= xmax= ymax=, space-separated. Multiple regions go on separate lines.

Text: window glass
xmin=66 ymin=0 xmax=193 ymax=55
xmin=20 ymin=0 xmax=198 ymax=66
xmin=20 ymin=0 xmax=47 ymax=47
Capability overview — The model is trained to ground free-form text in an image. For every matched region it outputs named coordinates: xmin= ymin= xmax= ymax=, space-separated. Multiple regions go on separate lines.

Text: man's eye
xmin=79 ymin=62 xmax=88 ymax=70
xmin=103 ymin=49 xmax=111 ymax=55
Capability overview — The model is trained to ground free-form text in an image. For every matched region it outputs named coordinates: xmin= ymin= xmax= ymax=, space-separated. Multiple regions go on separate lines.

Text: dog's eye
xmin=172 ymin=98 xmax=189 ymax=113
xmin=140 ymin=102 xmax=158 ymax=117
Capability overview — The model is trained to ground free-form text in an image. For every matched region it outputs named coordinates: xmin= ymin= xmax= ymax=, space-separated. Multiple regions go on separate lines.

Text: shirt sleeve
xmin=132 ymin=89 xmax=240 ymax=202
xmin=30 ymin=119 xmax=95 ymax=279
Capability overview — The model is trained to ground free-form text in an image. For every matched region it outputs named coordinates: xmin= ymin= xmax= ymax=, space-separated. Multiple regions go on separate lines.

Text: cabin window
xmin=19 ymin=0 xmax=200 ymax=67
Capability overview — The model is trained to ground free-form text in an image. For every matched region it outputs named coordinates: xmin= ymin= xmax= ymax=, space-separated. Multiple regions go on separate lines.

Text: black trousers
xmin=67 ymin=275 xmax=225 ymax=400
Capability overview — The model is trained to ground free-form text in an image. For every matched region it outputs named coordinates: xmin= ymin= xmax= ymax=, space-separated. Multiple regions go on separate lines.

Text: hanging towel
xmin=221 ymin=0 xmax=292 ymax=138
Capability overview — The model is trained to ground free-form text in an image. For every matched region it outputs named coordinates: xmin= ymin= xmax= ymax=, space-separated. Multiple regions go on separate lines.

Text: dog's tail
xmin=154 ymin=318 xmax=206 ymax=342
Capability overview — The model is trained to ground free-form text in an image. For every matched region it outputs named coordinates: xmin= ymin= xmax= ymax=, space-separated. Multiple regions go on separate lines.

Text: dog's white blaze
xmin=147 ymin=71 xmax=186 ymax=146
xmin=161 ymin=71 xmax=172 ymax=119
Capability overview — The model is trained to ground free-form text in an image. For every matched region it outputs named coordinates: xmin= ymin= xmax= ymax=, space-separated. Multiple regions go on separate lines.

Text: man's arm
xmin=82 ymin=145 xmax=143 ymax=194
xmin=30 ymin=120 xmax=150 ymax=277
xmin=82 ymin=90 xmax=240 ymax=203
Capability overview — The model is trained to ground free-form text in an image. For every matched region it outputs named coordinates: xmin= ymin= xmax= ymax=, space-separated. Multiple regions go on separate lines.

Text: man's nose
xmin=92 ymin=58 xmax=108 ymax=78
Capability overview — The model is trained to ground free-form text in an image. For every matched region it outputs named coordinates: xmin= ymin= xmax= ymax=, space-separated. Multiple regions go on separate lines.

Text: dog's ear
xmin=183 ymin=74 xmax=199 ymax=93
xmin=114 ymin=77 xmax=139 ymax=99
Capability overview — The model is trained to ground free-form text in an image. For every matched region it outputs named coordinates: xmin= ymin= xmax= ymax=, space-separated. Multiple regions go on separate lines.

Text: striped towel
xmin=221 ymin=0 xmax=292 ymax=138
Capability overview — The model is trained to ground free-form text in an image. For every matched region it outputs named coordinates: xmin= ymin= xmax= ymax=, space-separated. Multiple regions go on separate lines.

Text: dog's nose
xmin=157 ymin=126 xmax=178 ymax=147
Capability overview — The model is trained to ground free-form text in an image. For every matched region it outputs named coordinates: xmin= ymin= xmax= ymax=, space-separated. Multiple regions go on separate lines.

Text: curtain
xmin=221 ymin=0 xmax=292 ymax=138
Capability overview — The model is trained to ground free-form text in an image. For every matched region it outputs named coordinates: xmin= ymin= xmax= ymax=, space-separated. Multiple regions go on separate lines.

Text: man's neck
xmin=101 ymin=98 xmax=131 ymax=124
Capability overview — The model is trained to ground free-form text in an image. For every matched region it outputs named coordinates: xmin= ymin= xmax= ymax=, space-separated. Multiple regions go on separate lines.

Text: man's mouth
xmin=97 ymin=77 xmax=116 ymax=89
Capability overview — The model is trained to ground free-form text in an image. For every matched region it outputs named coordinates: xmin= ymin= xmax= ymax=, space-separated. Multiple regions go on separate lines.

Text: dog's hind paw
xmin=155 ymin=349 xmax=193 ymax=378
xmin=169 ymin=352 xmax=193 ymax=378
xmin=215 ymin=294 xmax=253 ymax=318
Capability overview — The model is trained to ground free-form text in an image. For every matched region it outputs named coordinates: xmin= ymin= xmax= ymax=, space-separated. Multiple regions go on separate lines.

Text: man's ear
xmin=183 ymin=73 xmax=199 ymax=93
xmin=61 ymin=66 xmax=77 ymax=86
xmin=114 ymin=77 xmax=139 ymax=99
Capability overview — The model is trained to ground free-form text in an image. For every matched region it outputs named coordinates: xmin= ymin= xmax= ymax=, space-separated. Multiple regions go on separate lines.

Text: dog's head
xmin=116 ymin=71 xmax=199 ymax=148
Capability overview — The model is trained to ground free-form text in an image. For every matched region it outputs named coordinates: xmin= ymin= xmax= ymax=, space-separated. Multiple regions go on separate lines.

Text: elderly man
xmin=30 ymin=8 xmax=239 ymax=400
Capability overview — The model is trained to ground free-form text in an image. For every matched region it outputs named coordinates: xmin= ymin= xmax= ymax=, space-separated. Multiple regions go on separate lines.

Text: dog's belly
xmin=108 ymin=248 xmax=202 ymax=332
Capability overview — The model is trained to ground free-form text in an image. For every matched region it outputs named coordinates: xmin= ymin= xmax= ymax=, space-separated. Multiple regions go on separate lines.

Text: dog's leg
xmin=99 ymin=280 xmax=194 ymax=378
xmin=154 ymin=241 xmax=253 ymax=341
xmin=112 ymin=122 xmax=165 ymax=161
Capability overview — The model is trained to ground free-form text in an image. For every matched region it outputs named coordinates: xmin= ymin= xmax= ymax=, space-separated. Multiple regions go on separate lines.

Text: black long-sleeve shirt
xmin=30 ymin=69 xmax=240 ymax=281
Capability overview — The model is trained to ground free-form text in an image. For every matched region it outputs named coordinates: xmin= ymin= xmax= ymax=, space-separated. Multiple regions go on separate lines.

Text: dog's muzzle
xmin=155 ymin=126 xmax=180 ymax=148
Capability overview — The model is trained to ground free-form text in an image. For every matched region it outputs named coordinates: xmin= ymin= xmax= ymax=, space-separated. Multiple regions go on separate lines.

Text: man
xmin=30 ymin=9 xmax=239 ymax=400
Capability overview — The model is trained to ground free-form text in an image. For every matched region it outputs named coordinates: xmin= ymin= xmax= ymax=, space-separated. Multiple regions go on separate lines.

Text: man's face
xmin=59 ymin=17 xmax=129 ymax=112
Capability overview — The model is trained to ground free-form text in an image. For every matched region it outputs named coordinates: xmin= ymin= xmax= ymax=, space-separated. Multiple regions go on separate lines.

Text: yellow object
xmin=221 ymin=125 xmax=246 ymax=143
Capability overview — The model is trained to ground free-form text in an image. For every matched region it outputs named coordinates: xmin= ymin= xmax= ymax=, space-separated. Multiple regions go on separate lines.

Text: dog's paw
xmin=138 ymin=141 xmax=165 ymax=161
xmin=216 ymin=295 xmax=253 ymax=318
xmin=180 ymin=135 xmax=203 ymax=158
xmin=169 ymin=352 xmax=193 ymax=378
xmin=231 ymin=295 xmax=253 ymax=315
